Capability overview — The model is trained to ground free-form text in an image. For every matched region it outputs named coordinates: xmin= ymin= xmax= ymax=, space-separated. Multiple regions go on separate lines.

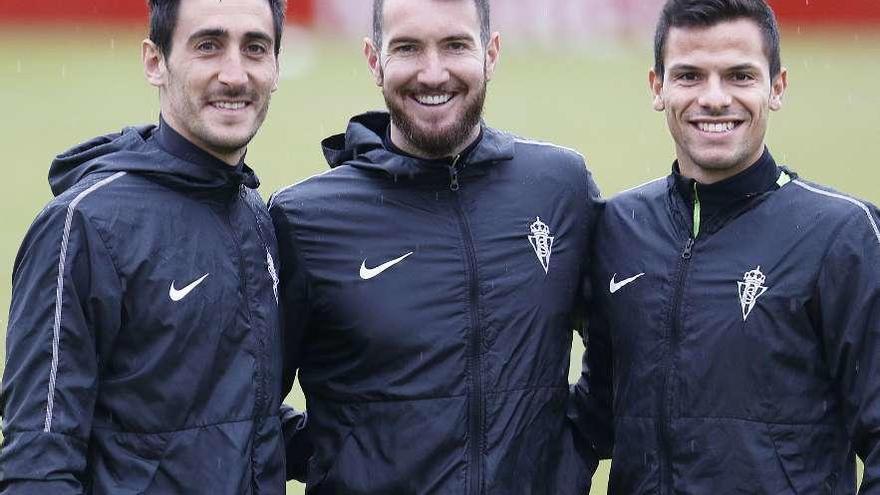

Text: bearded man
xmin=269 ymin=0 xmax=605 ymax=492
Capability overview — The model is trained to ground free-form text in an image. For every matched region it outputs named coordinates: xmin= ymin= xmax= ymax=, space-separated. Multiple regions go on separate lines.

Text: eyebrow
xmin=667 ymin=64 xmax=703 ymax=73
xmin=188 ymin=28 xmax=274 ymax=45
xmin=727 ymin=63 xmax=760 ymax=72
xmin=387 ymin=33 xmax=477 ymax=45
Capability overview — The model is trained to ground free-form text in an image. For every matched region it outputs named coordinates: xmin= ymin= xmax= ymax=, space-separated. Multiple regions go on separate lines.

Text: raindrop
xmin=110 ymin=38 xmax=115 ymax=50
xmin=690 ymin=440 xmax=695 ymax=453
xmin=61 ymin=64 xmax=67 ymax=78
xmin=855 ymin=361 xmax=860 ymax=375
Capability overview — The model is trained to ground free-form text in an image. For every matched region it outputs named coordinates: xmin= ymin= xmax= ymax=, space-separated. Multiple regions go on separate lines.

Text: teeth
xmin=214 ymin=101 xmax=247 ymax=110
xmin=697 ymin=121 xmax=737 ymax=133
xmin=416 ymin=94 xmax=452 ymax=106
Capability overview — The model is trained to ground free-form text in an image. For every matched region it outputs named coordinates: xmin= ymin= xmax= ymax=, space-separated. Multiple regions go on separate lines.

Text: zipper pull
xmin=448 ymin=154 xmax=462 ymax=192
xmin=682 ymin=237 xmax=694 ymax=259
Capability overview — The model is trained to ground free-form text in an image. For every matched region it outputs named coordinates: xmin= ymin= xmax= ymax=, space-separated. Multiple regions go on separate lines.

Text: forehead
xmin=382 ymin=0 xmax=480 ymax=42
xmin=665 ymin=18 xmax=769 ymax=71
xmin=174 ymin=0 xmax=274 ymax=38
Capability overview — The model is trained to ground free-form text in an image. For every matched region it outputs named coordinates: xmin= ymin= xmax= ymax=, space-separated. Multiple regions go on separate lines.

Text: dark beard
xmin=384 ymin=82 xmax=486 ymax=158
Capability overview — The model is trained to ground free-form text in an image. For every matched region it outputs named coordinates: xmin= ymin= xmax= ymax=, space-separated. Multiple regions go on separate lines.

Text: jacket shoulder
xmin=607 ymin=176 xmax=668 ymax=208
xmin=786 ymin=178 xmax=880 ymax=245
xmin=270 ymin=163 xmax=372 ymax=209
xmin=511 ymin=137 xmax=587 ymax=168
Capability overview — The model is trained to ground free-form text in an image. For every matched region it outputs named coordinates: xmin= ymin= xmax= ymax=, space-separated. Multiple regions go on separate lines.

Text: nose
xmin=218 ymin=51 xmax=249 ymax=89
xmin=416 ymin=49 xmax=450 ymax=87
xmin=697 ymin=75 xmax=732 ymax=112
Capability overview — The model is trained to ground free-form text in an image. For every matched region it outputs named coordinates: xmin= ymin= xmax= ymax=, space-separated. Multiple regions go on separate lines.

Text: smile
xmin=211 ymin=101 xmax=250 ymax=111
xmin=693 ymin=121 xmax=741 ymax=134
xmin=413 ymin=93 xmax=454 ymax=106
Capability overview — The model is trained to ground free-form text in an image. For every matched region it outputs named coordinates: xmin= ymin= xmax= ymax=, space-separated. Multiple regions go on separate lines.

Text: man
xmin=0 ymin=0 xmax=297 ymax=492
xmin=270 ymin=0 xmax=602 ymax=492
xmin=573 ymin=0 xmax=880 ymax=492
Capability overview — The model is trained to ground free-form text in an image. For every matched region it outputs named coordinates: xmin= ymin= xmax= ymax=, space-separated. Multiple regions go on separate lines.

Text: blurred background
xmin=1 ymin=1 xmax=879 ymax=493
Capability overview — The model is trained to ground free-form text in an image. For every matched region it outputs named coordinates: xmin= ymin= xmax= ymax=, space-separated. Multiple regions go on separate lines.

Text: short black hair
xmin=654 ymin=0 xmax=781 ymax=79
xmin=372 ymin=0 xmax=491 ymax=50
xmin=148 ymin=0 xmax=287 ymax=57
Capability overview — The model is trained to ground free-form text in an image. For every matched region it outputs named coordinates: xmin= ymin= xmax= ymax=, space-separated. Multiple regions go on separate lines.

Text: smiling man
xmin=571 ymin=0 xmax=880 ymax=492
xmin=269 ymin=0 xmax=603 ymax=492
xmin=0 ymin=0 xmax=298 ymax=493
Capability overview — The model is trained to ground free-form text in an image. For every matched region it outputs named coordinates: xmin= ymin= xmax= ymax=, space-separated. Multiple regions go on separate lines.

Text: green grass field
xmin=1 ymin=25 xmax=878 ymax=493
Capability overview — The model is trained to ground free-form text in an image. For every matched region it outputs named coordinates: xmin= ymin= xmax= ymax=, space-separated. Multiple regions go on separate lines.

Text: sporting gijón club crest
xmin=528 ymin=217 xmax=554 ymax=274
xmin=737 ymin=266 xmax=769 ymax=321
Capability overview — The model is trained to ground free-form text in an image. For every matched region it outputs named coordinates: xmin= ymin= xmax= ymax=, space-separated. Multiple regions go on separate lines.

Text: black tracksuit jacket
xmin=1 ymin=123 xmax=291 ymax=494
xmin=269 ymin=112 xmax=601 ymax=494
xmin=572 ymin=151 xmax=880 ymax=493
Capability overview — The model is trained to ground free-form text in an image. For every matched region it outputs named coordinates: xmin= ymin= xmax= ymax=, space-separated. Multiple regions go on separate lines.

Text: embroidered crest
xmin=528 ymin=217 xmax=554 ymax=274
xmin=266 ymin=248 xmax=279 ymax=305
xmin=737 ymin=266 xmax=768 ymax=321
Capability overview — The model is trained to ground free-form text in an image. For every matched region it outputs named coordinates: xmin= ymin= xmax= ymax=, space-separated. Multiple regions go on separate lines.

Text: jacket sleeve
xmin=568 ymin=173 xmax=614 ymax=461
xmin=815 ymin=211 xmax=880 ymax=493
xmin=1 ymin=203 xmax=123 ymax=494
xmin=269 ymin=198 xmax=313 ymax=482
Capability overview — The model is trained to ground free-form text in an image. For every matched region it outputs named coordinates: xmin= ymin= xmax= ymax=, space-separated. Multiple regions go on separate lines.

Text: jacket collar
xmin=320 ymin=112 xmax=515 ymax=180
xmin=49 ymin=122 xmax=260 ymax=198
xmin=667 ymin=148 xmax=789 ymax=236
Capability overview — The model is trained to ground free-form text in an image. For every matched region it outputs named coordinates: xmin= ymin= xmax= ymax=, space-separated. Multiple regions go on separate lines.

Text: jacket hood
xmin=49 ymin=125 xmax=259 ymax=197
xmin=320 ymin=111 xmax=515 ymax=179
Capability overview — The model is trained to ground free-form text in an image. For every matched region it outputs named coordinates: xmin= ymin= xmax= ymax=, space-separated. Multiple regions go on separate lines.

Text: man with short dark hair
xmin=572 ymin=0 xmax=880 ymax=492
xmin=270 ymin=0 xmax=602 ymax=492
xmin=0 ymin=0 xmax=297 ymax=493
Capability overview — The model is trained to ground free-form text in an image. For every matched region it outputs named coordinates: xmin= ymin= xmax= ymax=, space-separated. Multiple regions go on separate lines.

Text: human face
xmin=143 ymin=0 xmax=279 ymax=165
xmin=365 ymin=0 xmax=500 ymax=159
xmin=649 ymin=18 xmax=787 ymax=184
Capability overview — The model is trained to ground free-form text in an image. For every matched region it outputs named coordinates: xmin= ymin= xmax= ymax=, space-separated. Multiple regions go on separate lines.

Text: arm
xmin=568 ymin=171 xmax=614 ymax=461
xmin=269 ymin=198 xmax=313 ymax=482
xmin=1 ymin=204 xmax=122 ymax=494
xmin=815 ymin=212 xmax=880 ymax=494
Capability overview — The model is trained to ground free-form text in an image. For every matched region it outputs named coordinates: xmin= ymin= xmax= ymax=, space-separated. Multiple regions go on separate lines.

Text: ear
xmin=769 ymin=67 xmax=787 ymax=111
xmin=484 ymin=32 xmax=502 ymax=82
xmin=142 ymin=39 xmax=166 ymax=88
xmin=272 ymin=50 xmax=281 ymax=93
xmin=364 ymin=37 xmax=384 ymax=86
xmin=649 ymin=67 xmax=665 ymax=111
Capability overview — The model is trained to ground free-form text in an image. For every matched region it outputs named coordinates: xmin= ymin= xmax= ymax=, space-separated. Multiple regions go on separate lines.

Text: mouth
xmin=411 ymin=92 xmax=455 ymax=107
xmin=691 ymin=119 xmax=744 ymax=134
xmin=209 ymin=100 xmax=251 ymax=111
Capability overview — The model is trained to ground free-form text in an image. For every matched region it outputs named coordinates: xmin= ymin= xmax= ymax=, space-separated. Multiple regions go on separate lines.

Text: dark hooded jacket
xmin=572 ymin=151 xmax=880 ymax=493
xmin=0 ymin=123 xmax=291 ymax=494
xmin=269 ymin=112 xmax=601 ymax=494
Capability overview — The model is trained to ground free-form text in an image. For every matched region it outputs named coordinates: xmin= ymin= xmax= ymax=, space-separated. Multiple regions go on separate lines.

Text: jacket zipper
xmin=226 ymin=193 xmax=265 ymax=490
xmin=448 ymin=154 xmax=462 ymax=191
xmin=660 ymin=186 xmax=700 ymax=493
xmin=449 ymin=155 xmax=484 ymax=495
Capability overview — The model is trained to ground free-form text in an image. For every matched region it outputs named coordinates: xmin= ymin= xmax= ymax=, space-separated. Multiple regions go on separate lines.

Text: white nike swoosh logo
xmin=609 ymin=272 xmax=645 ymax=294
xmin=360 ymin=252 xmax=414 ymax=280
xmin=169 ymin=273 xmax=210 ymax=302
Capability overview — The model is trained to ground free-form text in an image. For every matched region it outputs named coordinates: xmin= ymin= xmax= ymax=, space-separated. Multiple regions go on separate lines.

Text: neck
xmin=389 ymin=123 xmax=482 ymax=160
xmin=161 ymin=113 xmax=244 ymax=167
xmin=677 ymin=146 xmax=765 ymax=185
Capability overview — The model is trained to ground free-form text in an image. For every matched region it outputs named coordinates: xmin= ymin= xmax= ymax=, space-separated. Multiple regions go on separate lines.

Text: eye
xmin=196 ymin=40 xmax=219 ymax=53
xmin=674 ymin=72 xmax=701 ymax=84
xmin=392 ymin=44 xmax=418 ymax=55
xmin=245 ymin=43 xmax=269 ymax=56
xmin=447 ymin=41 xmax=468 ymax=52
xmin=731 ymin=72 xmax=756 ymax=83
